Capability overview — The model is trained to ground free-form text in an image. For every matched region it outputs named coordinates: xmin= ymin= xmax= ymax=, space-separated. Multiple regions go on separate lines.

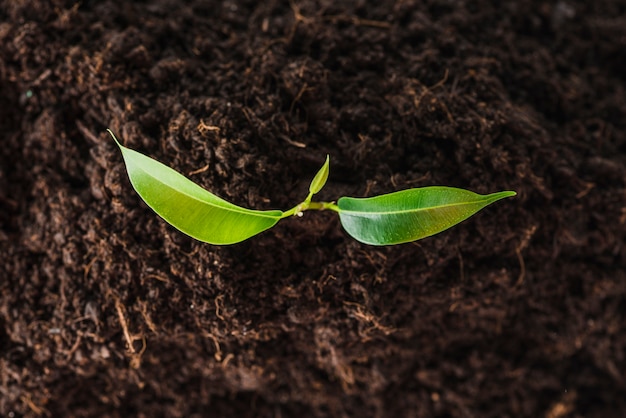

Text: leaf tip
xmin=486 ymin=190 xmax=517 ymax=205
xmin=308 ymin=154 xmax=331 ymax=195
xmin=107 ymin=129 xmax=123 ymax=148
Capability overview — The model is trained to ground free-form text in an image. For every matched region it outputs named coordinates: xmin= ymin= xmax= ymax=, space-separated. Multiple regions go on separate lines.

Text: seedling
xmin=109 ymin=130 xmax=515 ymax=245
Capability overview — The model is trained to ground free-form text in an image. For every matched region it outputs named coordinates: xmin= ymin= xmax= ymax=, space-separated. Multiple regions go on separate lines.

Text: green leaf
xmin=308 ymin=155 xmax=330 ymax=195
xmin=337 ymin=187 xmax=516 ymax=245
xmin=109 ymin=130 xmax=283 ymax=245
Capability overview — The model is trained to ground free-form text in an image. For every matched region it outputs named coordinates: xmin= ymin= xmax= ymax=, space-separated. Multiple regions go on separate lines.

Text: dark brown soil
xmin=2 ymin=1 xmax=625 ymax=417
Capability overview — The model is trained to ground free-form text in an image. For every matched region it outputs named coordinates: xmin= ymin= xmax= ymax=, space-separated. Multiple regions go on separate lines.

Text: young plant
xmin=109 ymin=130 xmax=515 ymax=246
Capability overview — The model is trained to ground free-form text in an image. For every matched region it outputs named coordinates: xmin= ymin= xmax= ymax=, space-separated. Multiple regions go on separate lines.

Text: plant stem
xmin=281 ymin=201 xmax=339 ymax=218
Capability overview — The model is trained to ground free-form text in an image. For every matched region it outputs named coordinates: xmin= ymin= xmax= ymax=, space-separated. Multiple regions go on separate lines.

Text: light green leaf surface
xmin=337 ymin=187 xmax=516 ymax=245
xmin=308 ymin=155 xmax=330 ymax=195
xmin=110 ymin=131 xmax=283 ymax=245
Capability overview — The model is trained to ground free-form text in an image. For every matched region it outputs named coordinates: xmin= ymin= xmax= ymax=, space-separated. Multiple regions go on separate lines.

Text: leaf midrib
xmin=339 ymin=199 xmax=493 ymax=216
xmin=130 ymin=152 xmax=282 ymax=220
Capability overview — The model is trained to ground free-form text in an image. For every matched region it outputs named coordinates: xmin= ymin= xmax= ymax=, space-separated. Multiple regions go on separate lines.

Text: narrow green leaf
xmin=109 ymin=130 xmax=283 ymax=245
xmin=337 ymin=187 xmax=516 ymax=245
xmin=308 ymin=155 xmax=330 ymax=195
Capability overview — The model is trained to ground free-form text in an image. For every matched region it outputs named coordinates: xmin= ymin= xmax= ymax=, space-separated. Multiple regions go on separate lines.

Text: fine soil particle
xmin=1 ymin=1 xmax=625 ymax=417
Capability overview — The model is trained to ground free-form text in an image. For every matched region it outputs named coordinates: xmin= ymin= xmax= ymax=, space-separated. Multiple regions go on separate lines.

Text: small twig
xmin=115 ymin=297 xmax=135 ymax=353
xmin=324 ymin=15 xmax=392 ymax=29
xmin=289 ymin=82 xmax=310 ymax=114
xmin=279 ymin=134 xmax=307 ymax=148
xmin=188 ymin=164 xmax=210 ymax=176
xmin=515 ymin=246 xmax=526 ymax=286
xmin=215 ymin=295 xmax=225 ymax=320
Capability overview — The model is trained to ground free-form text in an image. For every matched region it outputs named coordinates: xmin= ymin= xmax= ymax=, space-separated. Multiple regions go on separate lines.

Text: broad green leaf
xmin=337 ymin=187 xmax=516 ymax=245
xmin=110 ymin=131 xmax=283 ymax=245
xmin=308 ymin=155 xmax=330 ymax=195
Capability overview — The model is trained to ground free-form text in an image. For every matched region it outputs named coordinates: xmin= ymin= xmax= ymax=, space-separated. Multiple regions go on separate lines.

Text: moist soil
xmin=1 ymin=1 xmax=625 ymax=417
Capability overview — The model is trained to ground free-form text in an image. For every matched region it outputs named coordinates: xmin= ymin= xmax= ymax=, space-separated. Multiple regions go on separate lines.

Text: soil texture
xmin=1 ymin=1 xmax=626 ymax=417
